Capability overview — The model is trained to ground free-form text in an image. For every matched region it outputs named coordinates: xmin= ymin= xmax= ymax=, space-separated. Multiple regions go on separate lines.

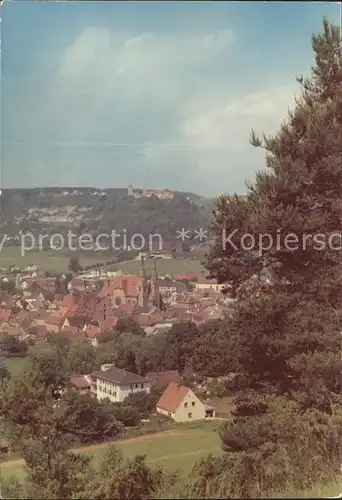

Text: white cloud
xmin=6 ymin=26 xmax=300 ymax=195
xmin=181 ymin=86 xmax=298 ymax=148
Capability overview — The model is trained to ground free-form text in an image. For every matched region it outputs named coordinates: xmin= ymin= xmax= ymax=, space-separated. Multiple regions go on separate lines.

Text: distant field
xmin=0 ymin=421 xmax=222 ymax=483
xmin=0 ymin=247 xmax=111 ymax=272
xmin=112 ymin=258 xmax=206 ymax=277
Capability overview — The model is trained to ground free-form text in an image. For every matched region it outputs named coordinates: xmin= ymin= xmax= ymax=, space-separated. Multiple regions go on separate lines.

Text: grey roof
xmin=91 ymin=367 xmax=148 ymax=385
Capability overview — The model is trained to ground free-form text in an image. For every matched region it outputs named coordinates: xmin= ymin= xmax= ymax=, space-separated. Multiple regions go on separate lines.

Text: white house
xmin=90 ymin=364 xmax=151 ymax=403
xmin=144 ymin=322 xmax=173 ymax=336
xmin=195 ymin=278 xmax=227 ymax=292
xmin=156 ymin=382 xmax=215 ymax=423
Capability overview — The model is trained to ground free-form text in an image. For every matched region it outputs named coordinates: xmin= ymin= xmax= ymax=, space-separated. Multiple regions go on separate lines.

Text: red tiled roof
xmin=84 ymin=323 xmax=101 ymax=338
xmin=45 ymin=315 xmax=64 ymax=326
xmin=99 ymin=276 xmax=141 ymax=299
xmin=75 ymin=293 xmax=98 ymax=317
xmin=119 ymin=302 xmax=136 ymax=315
xmin=61 ymin=325 xmax=79 ymax=333
xmin=175 ymin=273 xmax=199 ymax=282
xmin=0 ymin=439 xmax=8 ymax=449
xmin=15 ymin=309 xmax=29 ymax=322
xmin=30 ymin=325 xmax=48 ymax=338
xmin=61 ymin=295 xmax=79 ymax=315
xmin=149 ymin=312 xmax=165 ymax=323
xmin=34 ymin=278 xmax=56 ymax=289
xmin=33 ymin=309 xmax=49 ymax=319
xmin=135 ymin=314 xmax=153 ymax=327
xmin=0 ymin=308 xmax=12 ymax=322
xmin=69 ymin=375 xmax=90 ymax=390
xmin=57 ymin=328 xmax=85 ymax=342
xmin=156 ymin=382 xmax=190 ymax=413
xmin=70 ymin=279 xmax=86 ymax=287
xmin=103 ymin=316 xmax=118 ymax=330
xmin=65 ymin=316 xmax=88 ymax=329
xmin=0 ymin=326 xmax=23 ymax=337
xmin=191 ymin=313 xmax=206 ymax=324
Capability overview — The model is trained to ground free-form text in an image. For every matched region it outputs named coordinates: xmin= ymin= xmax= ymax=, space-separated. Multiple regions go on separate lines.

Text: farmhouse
xmin=156 ymin=382 xmax=215 ymax=423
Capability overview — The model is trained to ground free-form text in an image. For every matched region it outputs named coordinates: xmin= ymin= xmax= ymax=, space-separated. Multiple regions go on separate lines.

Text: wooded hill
xmin=0 ymin=188 xmax=213 ymax=244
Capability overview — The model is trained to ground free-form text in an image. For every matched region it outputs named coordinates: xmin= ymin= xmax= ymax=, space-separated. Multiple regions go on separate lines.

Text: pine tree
xmin=205 ymin=18 xmax=342 ymax=406
xmin=203 ymin=19 xmax=342 ymax=496
xmin=208 ymin=19 xmax=342 ymax=293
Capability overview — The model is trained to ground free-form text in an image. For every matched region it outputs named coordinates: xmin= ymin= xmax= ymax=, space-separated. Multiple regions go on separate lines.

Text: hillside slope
xmin=0 ymin=188 xmax=212 ymax=244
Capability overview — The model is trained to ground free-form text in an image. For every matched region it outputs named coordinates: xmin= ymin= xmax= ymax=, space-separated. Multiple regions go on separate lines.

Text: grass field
xmin=4 ymin=356 xmax=32 ymax=377
xmin=0 ymin=422 xmax=221 ymax=483
xmin=0 ymin=247 xmax=111 ymax=272
xmin=112 ymin=258 xmax=205 ymax=277
xmin=4 ymin=345 xmax=47 ymax=378
xmin=0 ymin=246 xmax=206 ymax=276
xmin=1 ymin=420 xmax=338 ymax=497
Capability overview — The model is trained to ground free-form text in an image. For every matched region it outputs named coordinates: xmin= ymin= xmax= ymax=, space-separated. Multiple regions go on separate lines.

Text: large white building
xmin=90 ymin=364 xmax=150 ymax=403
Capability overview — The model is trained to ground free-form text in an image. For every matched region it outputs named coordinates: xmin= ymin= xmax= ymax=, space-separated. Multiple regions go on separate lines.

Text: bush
xmin=188 ymin=395 xmax=342 ymax=498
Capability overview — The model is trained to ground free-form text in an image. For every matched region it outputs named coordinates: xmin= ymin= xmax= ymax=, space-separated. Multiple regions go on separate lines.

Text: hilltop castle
xmin=127 ymin=185 xmax=174 ymax=200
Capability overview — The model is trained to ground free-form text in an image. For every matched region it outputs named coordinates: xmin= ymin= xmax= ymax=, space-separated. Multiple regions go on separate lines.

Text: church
xmin=98 ymin=257 xmax=162 ymax=312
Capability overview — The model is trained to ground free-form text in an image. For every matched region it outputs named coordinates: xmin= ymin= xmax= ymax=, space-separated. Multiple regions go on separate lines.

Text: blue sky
xmin=1 ymin=1 xmax=340 ymax=196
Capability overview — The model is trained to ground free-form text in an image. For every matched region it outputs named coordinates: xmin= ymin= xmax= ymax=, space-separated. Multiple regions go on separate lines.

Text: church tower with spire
xmin=150 ymin=258 xmax=160 ymax=308
xmin=15 ymin=273 xmax=21 ymax=291
xmin=138 ymin=256 xmax=149 ymax=310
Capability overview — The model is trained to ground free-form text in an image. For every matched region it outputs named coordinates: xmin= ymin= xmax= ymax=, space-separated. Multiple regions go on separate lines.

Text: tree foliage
xmin=200 ymin=18 xmax=342 ymax=497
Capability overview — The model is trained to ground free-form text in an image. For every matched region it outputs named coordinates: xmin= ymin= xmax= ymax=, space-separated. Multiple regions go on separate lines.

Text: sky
xmin=1 ymin=1 xmax=341 ymax=196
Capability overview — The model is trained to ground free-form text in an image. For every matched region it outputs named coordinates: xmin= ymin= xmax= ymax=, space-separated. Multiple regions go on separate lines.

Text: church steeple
xmin=139 ymin=256 xmax=149 ymax=310
xmin=150 ymin=258 xmax=160 ymax=308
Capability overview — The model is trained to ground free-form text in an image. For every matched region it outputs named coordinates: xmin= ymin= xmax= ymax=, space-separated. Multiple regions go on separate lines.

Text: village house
xmin=82 ymin=321 xmax=102 ymax=347
xmin=68 ymin=278 xmax=87 ymax=292
xmin=90 ymin=364 xmax=151 ymax=403
xmin=158 ymin=279 xmax=187 ymax=295
xmin=144 ymin=322 xmax=173 ymax=336
xmin=61 ymin=316 xmax=88 ymax=331
xmin=0 ymin=308 xmax=13 ymax=323
xmin=98 ymin=276 xmax=141 ymax=307
xmin=195 ymin=278 xmax=227 ymax=293
xmin=44 ymin=315 xmax=64 ymax=333
xmin=175 ymin=273 xmax=200 ymax=282
xmin=67 ymin=375 xmax=91 ymax=394
xmin=149 ymin=251 xmax=173 ymax=259
xmin=156 ymin=382 xmax=215 ymax=423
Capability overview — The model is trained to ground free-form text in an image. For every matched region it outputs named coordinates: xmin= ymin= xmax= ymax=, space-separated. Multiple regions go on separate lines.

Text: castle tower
xmin=139 ymin=256 xmax=149 ymax=310
xmin=150 ymin=258 xmax=160 ymax=308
